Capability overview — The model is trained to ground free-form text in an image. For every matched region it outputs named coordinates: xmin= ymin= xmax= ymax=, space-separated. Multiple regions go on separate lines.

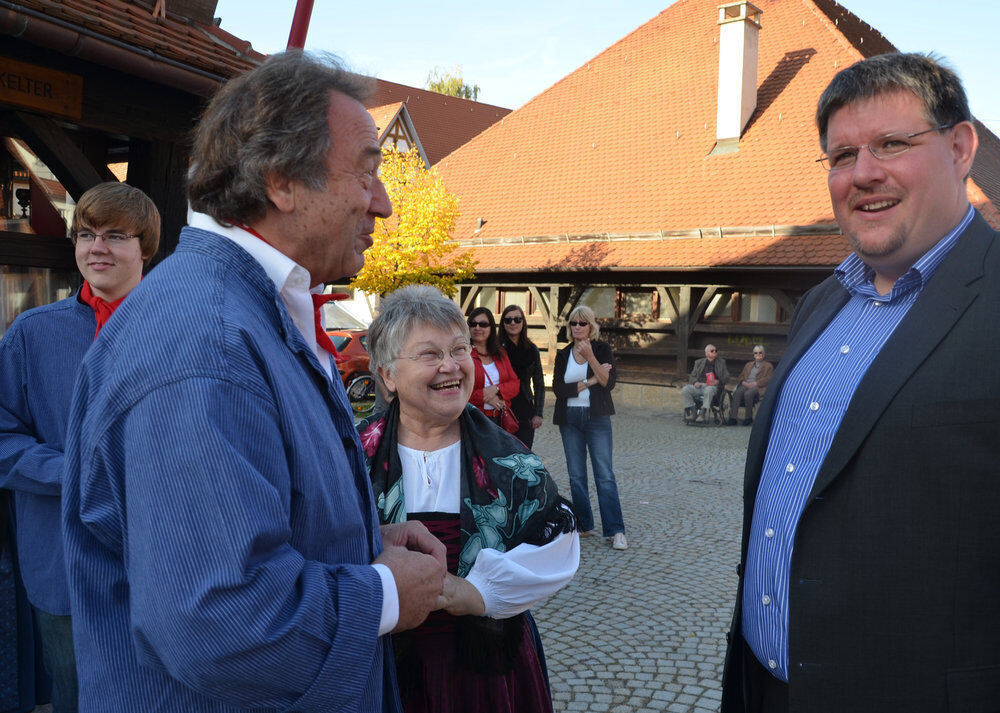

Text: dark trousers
xmin=744 ymin=641 xmax=789 ymax=713
xmin=33 ymin=608 xmax=78 ymax=713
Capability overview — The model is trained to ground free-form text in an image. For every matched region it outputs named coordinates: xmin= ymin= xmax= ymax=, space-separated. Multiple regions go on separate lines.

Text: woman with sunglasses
xmin=467 ymin=307 xmax=521 ymax=430
xmin=499 ymin=305 xmax=545 ymax=448
xmin=552 ymin=305 xmax=628 ymax=550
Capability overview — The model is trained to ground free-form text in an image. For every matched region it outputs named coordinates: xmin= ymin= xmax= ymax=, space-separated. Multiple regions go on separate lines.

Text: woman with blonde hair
xmin=551 ymin=305 xmax=627 ymax=550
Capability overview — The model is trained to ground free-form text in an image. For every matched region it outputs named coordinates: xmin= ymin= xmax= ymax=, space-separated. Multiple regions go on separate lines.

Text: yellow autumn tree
xmin=352 ymin=147 xmax=475 ymax=297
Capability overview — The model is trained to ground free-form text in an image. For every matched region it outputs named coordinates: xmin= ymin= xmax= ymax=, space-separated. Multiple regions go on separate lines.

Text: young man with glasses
xmin=726 ymin=346 xmax=773 ymax=426
xmin=0 ymin=181 xmax=160 ymax=713
xmin=722 ymin=53 xmax=999 ymax=713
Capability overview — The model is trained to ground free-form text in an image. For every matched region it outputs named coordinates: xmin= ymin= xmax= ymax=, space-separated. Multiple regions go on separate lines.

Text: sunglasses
xmin=502 ymin=316 xmax=523 ymax=324
xmin=468 ymin=320 xmax=491 ymax=328
xmin=568 ymin=321 xmax=588 ymax=327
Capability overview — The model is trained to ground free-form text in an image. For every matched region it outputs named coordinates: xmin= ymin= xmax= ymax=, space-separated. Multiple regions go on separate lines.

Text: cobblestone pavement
xmin=530 ymin=405 xmax=752 ymax=713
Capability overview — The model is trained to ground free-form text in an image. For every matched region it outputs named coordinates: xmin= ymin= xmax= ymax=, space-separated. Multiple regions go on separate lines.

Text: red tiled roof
xmin=9 ymin=0 xmax=263 ymax=82
xmin=369 ymin=79 xmax=511 ymax=166
xmin=455 ymin=231 xmax=851 ymax=272
xmin=368 ymin=103 xmax=405 ymax=135
xmin=437 ymin=0 xmax=1000 ymax=272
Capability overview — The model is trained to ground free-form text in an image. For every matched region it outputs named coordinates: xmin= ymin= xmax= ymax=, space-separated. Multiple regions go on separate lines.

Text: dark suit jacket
xmin=721 ymin=212 xmax=1000 ymax=713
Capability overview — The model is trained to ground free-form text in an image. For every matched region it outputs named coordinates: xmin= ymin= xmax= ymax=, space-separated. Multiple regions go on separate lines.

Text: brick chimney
xmin=714 ymin=2 xmax=762 ymax=152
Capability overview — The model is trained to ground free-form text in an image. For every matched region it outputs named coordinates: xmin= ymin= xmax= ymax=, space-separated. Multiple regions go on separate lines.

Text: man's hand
xmin=435 ymin=573 xmax=485 ymax=617
xmin=375 ymin=545 xmax=446 ymax=632
xmin=380 ymin=521 xmax=446 ymax=568
xmin=531 ymin=415 xmax=543 ymax=429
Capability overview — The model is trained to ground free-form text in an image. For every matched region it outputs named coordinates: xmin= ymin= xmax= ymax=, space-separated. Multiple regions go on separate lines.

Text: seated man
xmin=726 ymin=345 xmax=773 ymax=426
xmin=681 ymin=344 xmax=729 ymax=423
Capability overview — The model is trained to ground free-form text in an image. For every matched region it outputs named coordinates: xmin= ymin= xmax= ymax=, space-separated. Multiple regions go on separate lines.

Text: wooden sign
xmin=0 ymin=57 xmax=83 ymax=121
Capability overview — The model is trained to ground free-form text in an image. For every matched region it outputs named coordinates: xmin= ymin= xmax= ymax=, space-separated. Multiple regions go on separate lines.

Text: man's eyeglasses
xmin=400 ymin=344 xmax=472 ymax=365
xmin=817 ymin=124 xmax=955 ymax=171
xmin=753 ymin=351 xmax=764 ymax=355
xmin=467 ymin=319 xmax=490 ymax=329
xmin=73 ymin=230 xmax=139 ymax=243
xmin=568 ymin=321 xmax=588 ymax=327
xmin=502 ymin=316 xmax=523 ymax=325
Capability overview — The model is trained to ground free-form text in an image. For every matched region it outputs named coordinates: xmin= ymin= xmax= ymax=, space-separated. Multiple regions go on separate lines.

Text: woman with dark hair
xmin=499 ymin=305 xmax=544 ymax=448
xmin=552 ymin=305 xmax=628 ymax=550
xmin=358 ymin=285 xmax=579 ymax=713
xmin=467 ymin=307 xmax=520 ymax=430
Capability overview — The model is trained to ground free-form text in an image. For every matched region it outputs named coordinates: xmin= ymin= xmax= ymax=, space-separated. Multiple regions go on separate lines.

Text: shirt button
xmin=785 ymin=463 xmax=795 ymax=474
xmin=840 ymin=344 xmax=850 ymax=354
xmin=761 ymin=595 xmax=771 ymax=605
xmin=768 ymin=659 xmax=777 ymax=669
xmin=765 ymin=528 xmax=775 ymax=538
xmin=873 ymin=301 xmax=883 ymax=307
xmin=810 ymin=402 xmax=819 ymax=411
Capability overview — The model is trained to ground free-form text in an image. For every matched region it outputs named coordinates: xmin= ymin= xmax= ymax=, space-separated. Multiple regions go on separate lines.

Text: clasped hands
xmin=375 ymin=521 xmax=485 ymax=634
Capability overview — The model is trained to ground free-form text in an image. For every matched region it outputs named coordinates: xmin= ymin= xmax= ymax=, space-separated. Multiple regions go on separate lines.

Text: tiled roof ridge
xmin=808 ymin=0 xmax=898 ymax=59
xmin=373 ymin=77 xmax=510 ymax=113
xmin=453 ymin=222 xmax=843 ymax=247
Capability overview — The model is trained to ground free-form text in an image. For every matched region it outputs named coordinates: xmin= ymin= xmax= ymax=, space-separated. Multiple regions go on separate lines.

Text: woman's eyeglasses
xmin=568 ymin=321 xmax=588 ymax=327
xmin=401 ymin=344 xmax=472 ymax=365
xmin=467 ymin=320 xmax=491 ymax=328
xmin=502 ymin=316 xmax=523 ymax=324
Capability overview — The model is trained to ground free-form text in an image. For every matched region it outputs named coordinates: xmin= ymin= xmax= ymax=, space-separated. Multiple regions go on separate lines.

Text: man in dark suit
xmin=721 ymin=52 xmax=1000 ymax=713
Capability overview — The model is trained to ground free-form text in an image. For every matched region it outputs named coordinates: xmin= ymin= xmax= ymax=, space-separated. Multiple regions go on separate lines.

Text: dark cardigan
xmin=551 ymin=340 xmax=616 ymax=425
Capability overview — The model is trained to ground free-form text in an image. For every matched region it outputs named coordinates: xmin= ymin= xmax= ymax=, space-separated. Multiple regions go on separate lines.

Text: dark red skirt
xmin=396 ymin=515 xmax=553 ymax=713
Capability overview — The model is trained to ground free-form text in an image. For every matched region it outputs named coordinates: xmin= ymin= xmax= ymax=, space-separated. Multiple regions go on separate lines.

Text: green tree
xmin=426 ymin=66 xmax=480 ymax=101
xmin=351 ymin=148 xmax=476 ymax=297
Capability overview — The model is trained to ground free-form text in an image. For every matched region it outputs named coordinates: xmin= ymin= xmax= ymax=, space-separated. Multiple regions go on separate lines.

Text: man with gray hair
xmin=62 ymin=52 xmax=445 ymax=712
xmin=722 ymin=52 xmax=1000 ymax=712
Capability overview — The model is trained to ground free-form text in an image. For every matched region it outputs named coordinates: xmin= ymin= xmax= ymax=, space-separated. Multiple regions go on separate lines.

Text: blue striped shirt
xmin=742 ymin=206 xmax=974 ymax=681
xmin=62 ymin=227 xmax=399 ymax=712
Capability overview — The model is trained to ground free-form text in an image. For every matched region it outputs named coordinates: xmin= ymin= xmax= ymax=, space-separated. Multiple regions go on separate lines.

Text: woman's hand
xmin=435 ymin=573 xmax=486 ymax=616
xmin=531 ymin=415 xmax=543 ymax=429
xmin=573 ymin=339 xmax=594 ymax=361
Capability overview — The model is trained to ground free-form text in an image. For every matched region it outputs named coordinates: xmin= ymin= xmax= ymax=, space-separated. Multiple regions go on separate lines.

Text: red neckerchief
xmin=79 ymin=281 xmax=127 ymax=339
xmin=231 ymin=222 xmax=348 ymax=362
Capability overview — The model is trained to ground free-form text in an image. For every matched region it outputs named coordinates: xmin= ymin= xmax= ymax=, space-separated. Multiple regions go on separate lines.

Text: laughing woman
xmin=357 ymin=285 xmax=579 ymax=713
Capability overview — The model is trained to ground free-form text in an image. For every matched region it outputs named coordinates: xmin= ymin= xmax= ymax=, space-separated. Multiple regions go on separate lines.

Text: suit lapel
xmin=807 ymin=215 xmax=992 ymax=499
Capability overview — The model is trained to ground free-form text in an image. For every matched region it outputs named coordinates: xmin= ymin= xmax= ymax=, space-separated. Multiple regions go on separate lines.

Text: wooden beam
xmin=690 ymin=286 xmax=719 ymax=329
xmin=0 ymin=230 xmax=75 ymax=269
xmin=675 ymin=286 xmax=692 ymax=376
xmin=656 ymin=285 xmax=680 ymax=323
xmin=460 ymin=285 xmax=481 ymax=314
xmin=5 ymin=111 xmax=104 ymax=200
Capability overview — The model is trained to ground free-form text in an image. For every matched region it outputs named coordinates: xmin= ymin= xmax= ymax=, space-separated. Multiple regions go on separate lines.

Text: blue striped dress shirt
xmin=742 ymin=206 xmax=974 ymax=681
xmin=62 ymin=227 xmax=399 ymax=712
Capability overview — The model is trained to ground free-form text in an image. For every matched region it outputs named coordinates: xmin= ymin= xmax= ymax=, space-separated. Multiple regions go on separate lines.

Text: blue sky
xmin=212 ymin=0 xmax=1000 ymax=134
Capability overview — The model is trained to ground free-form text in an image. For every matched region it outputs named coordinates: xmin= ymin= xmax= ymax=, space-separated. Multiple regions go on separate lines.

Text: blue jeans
xmin=32 ymin=607 xmax=78 ymax=713
xmin=559 ymin=408 xmax=625 ymax=536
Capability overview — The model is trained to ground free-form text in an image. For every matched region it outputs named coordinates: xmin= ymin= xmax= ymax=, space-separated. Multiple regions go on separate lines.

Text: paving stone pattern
xmin=530 ymin=405 xmax=752 ymax=713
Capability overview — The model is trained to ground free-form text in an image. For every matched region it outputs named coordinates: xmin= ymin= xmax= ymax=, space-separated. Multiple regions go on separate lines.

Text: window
xmin=578 ymin=287 xmax=615 ymax=319
xmin=1 ymin=265 xmax=79 ymax=335
xmin=617 ymin=289 xmax=659 ymax=319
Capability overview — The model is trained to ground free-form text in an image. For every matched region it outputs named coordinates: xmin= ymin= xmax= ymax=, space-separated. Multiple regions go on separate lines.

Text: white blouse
xmin=397 ymin=442 xmax=580 ymax=618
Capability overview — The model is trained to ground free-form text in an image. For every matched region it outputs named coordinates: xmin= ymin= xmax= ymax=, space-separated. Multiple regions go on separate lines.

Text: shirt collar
xmin=188 ymin=212 xmax=318 ymax=297
xmin=835 ymin=205 xmax=975 ymax=300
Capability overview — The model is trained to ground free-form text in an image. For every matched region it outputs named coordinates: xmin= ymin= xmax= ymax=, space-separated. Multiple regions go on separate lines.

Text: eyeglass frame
xmin=502 ymin=316 xmax=523 ymax=324
xmin=72 ymin=229 xmax=141 ymax=244
xmin=398 ymin=343 xmax=473 ymax=366
xmin=816 ymin=123 xmax=956 ymax=172
xmin=568 ymin=320 xmax=590 ymax=327
xmin=467 ymin=319 xmax=491 ymax=328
